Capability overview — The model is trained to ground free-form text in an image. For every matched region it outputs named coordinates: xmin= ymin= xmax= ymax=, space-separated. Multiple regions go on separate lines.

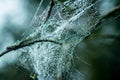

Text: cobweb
xmin=14 ymin=0 xmax=100 ymax=80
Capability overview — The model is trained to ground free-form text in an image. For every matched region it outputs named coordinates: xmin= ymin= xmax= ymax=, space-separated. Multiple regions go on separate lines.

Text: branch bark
xmin=0 ymin=39 xmax=62 ymax=57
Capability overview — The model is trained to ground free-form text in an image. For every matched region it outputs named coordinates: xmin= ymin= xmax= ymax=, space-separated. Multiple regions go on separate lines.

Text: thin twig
xmin=0 ymin=39 xmax=62 ymax=57
xmin=44 ymin=0 xmax=54 ymax=23
xmin=91 ymin=4 xmax=120 ymax=33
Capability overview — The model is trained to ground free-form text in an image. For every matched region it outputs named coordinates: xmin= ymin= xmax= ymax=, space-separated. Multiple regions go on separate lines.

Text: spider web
xmin=15 ymin=0 xmax=100 ymax=80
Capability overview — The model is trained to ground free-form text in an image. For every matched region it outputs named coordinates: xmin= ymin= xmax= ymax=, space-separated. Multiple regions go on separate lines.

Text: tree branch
xmin=91 ymin=4 xmax=120 ymax=33
xmin=0 ymin=39 xmax=62 ymax=57
xmin=44 ymin=0 xmax=54 ymax=23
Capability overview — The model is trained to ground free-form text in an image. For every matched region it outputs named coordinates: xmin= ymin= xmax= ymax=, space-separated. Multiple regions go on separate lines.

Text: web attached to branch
xmin=16 ymin=0 xmax=100 ymax=80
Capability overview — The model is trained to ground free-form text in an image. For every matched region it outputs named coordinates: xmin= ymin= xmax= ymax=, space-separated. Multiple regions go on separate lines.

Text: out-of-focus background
xmin=0 ymin=0 xmax=40 ymax=80
xmin=0 ymin=0 xmax=120 ymax=80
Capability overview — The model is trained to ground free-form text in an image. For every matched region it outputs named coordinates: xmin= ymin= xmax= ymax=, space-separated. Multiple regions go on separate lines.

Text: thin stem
xmin=91 ymin=4 xmax=120 ymax=33
xmin=0 ymin=39 xmax=62 ymax=57
xmin=44 ymin=0 xmax=54 ymax=23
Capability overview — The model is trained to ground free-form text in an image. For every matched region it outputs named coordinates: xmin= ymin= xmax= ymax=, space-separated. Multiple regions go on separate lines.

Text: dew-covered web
xmin=16 ymin=0 xmax=100 ymax=80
